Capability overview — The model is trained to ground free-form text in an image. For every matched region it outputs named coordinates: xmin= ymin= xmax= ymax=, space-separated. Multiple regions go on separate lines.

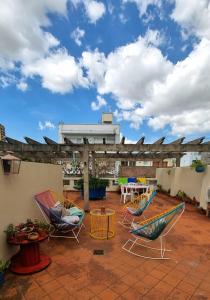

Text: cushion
xmin=69 ymin=207 xmax=84 ymax=216
xmin=61 ymin=215 xmax=80 ymax=224
xmin=49 ymin=207 xmax=62 ymax=224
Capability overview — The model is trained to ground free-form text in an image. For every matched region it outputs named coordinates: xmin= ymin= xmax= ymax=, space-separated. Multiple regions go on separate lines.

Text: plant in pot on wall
xmin=0 ymin=260 xmax=10 ymax=286
xmin=191 ymin=159 xmax=206 ymax=173
xmin=74 ymin=176 xmax=109 ymax=200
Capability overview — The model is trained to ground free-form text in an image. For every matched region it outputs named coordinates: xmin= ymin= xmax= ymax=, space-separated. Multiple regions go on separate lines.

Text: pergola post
xmin=176 ymin=157 xmax=181 ymax=167
xmin=91 ymin=152 xmax=96 ymax=177
xmin=83 ymin=149 xmax=90 ymax=212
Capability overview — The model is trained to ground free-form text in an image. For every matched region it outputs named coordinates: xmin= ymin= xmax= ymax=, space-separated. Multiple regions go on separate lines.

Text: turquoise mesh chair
xmin=119 ymin=191 xmax=157 ymax=228
xmin=122 ymin=202 xmax=185 ymax=259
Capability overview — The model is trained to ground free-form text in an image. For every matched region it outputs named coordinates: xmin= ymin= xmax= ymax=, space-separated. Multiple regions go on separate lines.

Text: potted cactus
xmin=0 ymin=260 xmax=10 ymax=286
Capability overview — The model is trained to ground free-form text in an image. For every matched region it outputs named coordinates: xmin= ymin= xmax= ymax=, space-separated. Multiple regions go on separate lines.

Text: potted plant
xmin=4 ymin=224 xmax=17 ymax=240
xmin=0 ymin=260 xmax=10 ymax=286
xmin=191 ymin=159 xmax=206 ymax=173
xmin=176 ymin=190 xmax=187 ymax=202
xmin=34 ymin=220 xmax=50 ymax=236
xmin=74 ymin=176 xmax=109 ymax=200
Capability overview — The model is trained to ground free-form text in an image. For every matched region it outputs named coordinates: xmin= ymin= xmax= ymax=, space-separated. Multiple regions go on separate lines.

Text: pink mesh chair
xmin=34 ymin=190 xmax=85 ymax=243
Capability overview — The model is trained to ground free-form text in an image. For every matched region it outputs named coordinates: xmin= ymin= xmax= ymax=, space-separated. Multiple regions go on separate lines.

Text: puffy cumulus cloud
xmin=82 ymin=30 xmax=172 ymax=110
xmin=38 ymin=121 xmax=56 ymax=131
xmin=0 ymin=0 xmax=67 ymax=66
xmin=148 ymin=110 xmax=210 ymax=136
xmin=71 ymin=27 xmax=85 ymax=46
xmin=143 ymin=38 xmax=210 ymax=117
xmin=91 ymin=95 xmax=107 ymax=110
xmin=84 ymin=0 xmax=106 ymax=23
xmin=71 ymin=0 xmax=106 ymax=23
xmin=171 ymin=0 xmax=210 ymax=39
xmin=122 ymin=0 xmax=161 ymax=17
xmin=84 ymin=32 xmax=210 ymax=135
xmin=22 ymin=49 xmax=88 ymax=94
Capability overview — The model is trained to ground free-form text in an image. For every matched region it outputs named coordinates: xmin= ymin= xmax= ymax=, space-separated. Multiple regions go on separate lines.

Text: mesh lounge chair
xmin=122 ymin=202 xmax=185 ymax=259
xmin=119 ymin=191 xmax=157 ymax=228
xmin=34 ymin=190 xmax=85 ymax=243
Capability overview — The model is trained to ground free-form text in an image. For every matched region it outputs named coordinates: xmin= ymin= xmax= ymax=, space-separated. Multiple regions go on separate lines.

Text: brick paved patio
xmin=1 ymin=192 xmax=210 ymax=299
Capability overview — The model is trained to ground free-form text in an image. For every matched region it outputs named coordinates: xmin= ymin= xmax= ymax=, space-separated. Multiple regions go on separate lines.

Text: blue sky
xmin=0 ymin=0 xmax=210 ymax=143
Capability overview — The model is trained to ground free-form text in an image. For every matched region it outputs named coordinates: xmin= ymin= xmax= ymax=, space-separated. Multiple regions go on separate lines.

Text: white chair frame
xmin=35 ymin=199 xmax=85 ymax=244
xmin=122 ymin=205 xmax=185 ymax=260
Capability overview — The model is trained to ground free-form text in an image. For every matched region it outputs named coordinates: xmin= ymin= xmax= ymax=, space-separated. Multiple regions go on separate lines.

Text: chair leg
xmin=122 ymin=236 xmax=172 ymax=260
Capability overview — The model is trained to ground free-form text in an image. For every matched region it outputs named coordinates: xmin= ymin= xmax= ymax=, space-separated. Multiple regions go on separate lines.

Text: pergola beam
xmin=64 ymin=137 xmax=74 ymax=145
xmin=169 ymin=137 xmax=185 ymax=144
xmin=43 ymin=136 xmax=57 ymax=145
xmin=120 ymin=136 xmax=125 ymax=144
xmin=136 ymin=137 xmax=145 ymax=144
xmin=24 ymin=137 xmax=42 ymax=145
xmin=5 ymin=137 xmax=24 ymax=145
xmin=187 ymin=137 xmax=205 ymax=144
xmin=153 ymin=137 xmax=165 ymax=144
xmin=1 ymin=141 xmax=210 ymax=152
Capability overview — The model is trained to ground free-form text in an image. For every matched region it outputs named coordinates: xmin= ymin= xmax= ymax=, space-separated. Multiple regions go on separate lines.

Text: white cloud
xmin=122 ymin=0 xmax=161 ymax=17
xmin=22 ymin=49 xmax=88 ymax=94
xmin=84 ymin=0 xmax=106 ymax=23
xmin=71 ymin=27 xmax=85 ymax=46
xmin=171 ymin=0 xmax=210 ymax=39
xmin=83 ymin=31 xmax=210 ymax=135
xmin=71 ymin=0 xmax=106 ymax=23
xmin=119 ymin=13 xmax=128 ymax=24
xmin=0 ymin=0 xmax=67 ymax=67
xmin=16 ymin=81 xmax=28 ymax=92
xmin=38 ymin=121 xmax=55 ymax=131
xmin=82 ymin=30 xmax=172 ymax=110
xmin=91 ymin=95 xmax=107 ymax=110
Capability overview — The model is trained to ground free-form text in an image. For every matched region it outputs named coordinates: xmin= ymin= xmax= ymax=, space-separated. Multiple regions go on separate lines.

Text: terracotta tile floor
xmin=1 ymin=192 xmax=210 ymax=300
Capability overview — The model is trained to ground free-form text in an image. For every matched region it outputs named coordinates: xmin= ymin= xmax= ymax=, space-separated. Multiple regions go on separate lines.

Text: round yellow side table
xmin=90 ymin=208 xmax=115 ymax=240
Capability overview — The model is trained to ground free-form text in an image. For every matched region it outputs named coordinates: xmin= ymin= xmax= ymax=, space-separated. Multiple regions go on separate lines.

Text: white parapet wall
xmin=156 ymin=166 xmax=210 ymax=210
xmin=0 ymin=161 xmax=63 ymax=261
xmin=63 ymin=176 xmax=120 ymax=192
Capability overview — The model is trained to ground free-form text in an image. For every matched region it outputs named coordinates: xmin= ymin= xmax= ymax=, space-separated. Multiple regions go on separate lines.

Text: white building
xmin=59 ymin=113 xmax=120 ymax=144
xmin=181 ymin=152 xmax=201 ymax=166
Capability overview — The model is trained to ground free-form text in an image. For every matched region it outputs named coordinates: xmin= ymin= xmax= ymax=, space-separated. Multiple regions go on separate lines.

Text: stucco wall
xmin=0 ymin=161 xmax=63 ymax=261
xmin=156 ymin=166 xmax=210 ymax=209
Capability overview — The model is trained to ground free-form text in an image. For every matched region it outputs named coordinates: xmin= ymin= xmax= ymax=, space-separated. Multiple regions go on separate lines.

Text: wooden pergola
xmin=1 ymin=135 xmax=209 ymax=211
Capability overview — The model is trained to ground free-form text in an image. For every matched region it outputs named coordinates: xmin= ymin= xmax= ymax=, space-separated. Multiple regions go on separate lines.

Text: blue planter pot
xmin=195 ymin=166 xmax=205 ymax=173
xmin=0 ymin=272 xmax=5 ymax=286
xmin=81 ymin=188 xmax=106 ymax=200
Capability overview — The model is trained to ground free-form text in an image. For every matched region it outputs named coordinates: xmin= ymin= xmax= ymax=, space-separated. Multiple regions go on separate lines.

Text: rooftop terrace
xmin=1 ymin=192 xmax=210 ymax=300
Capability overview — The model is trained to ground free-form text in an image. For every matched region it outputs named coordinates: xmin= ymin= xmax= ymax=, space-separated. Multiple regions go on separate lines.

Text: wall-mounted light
xmin=1 ymin=152 xmax=21 ymax=175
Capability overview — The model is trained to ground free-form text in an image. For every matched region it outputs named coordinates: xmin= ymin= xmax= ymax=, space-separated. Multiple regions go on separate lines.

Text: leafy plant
xmin=157 ymin=184 xmax=162 ymax=192
xmin=191 ymin=159 xmax=206 ymax=170
xmin=4 ymin=224 xmax=17 ymax=239
xmin=74 ymin=176 xmax=109 ymax=190
xmin=176 ymin=190 xmax=186 ymax=200
xmin=0 ymin=260 xmax=10 ymax=273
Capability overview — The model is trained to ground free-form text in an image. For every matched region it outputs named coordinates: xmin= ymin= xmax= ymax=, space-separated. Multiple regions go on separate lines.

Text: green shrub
xmin=74 ymin=177 xmax=109 ymax=190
